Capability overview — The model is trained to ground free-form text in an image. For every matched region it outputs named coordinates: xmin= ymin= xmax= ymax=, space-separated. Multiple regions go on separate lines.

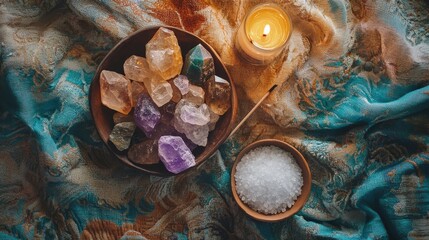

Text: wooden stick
xmin=228 ymin=84 xmax=278 ymax=138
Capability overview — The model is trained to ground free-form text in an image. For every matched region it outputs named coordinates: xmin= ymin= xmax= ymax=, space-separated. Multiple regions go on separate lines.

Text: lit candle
xmin=235 ymin=3 xmax=292 ymax=65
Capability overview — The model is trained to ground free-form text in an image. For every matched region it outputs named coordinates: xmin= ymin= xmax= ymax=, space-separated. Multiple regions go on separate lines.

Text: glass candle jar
xmin=235 ymin=3 xmax=292 ymax=65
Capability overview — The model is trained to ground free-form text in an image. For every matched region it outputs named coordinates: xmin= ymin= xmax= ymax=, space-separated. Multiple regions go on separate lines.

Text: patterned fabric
xmin=1 ymin=0 xmax=428 ymax=239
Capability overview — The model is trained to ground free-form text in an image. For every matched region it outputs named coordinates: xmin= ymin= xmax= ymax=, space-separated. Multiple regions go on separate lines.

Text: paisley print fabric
xmin=0 ymin=0 xmax=428 ymax=239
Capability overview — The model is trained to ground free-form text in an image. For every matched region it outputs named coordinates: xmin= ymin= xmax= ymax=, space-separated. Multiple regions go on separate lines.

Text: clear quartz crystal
xmin=142 ymin=78 xmax=173 ymax=107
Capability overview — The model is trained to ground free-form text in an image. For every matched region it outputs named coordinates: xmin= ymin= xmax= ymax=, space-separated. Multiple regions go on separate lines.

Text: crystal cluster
xmin=99 ymin=27 xmax=232 ymax=174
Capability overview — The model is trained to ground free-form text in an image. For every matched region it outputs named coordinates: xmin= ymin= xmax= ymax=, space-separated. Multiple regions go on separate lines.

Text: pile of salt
xmin=234 ymin=145 xmax=304 ymax=214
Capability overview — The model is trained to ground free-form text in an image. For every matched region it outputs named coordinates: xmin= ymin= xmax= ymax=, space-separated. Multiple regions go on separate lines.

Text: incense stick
xmin=228 ymin=84 xmax=278 ymax=138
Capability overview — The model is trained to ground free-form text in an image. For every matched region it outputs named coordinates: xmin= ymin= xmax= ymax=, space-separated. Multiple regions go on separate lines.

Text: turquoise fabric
xmin=1 ymin=0 xmax=429 ymax=239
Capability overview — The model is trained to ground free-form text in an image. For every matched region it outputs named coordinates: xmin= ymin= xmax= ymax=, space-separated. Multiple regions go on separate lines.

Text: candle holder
xmin=235 ymin=3 xmax=292 ymax=65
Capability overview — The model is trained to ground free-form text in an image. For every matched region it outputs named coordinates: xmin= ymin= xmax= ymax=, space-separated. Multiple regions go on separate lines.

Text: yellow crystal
xmin=146 ymin=27 xmax=183 ymax=80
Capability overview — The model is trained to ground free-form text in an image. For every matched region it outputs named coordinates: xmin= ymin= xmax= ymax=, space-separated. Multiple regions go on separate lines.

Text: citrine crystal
xmin=146 ymin=27 xmax=183 ymax=80
xmin=100 ymin=70 xmax=132 ymax=114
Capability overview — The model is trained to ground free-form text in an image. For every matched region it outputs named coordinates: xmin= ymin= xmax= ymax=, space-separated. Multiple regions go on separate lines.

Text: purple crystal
xmin=173 ymin=100 xmax=210 ymax=146
xmin=180 ymin=103 xmax=210 ymax=126
xmin=134 ymin=94 xmax=161 ymax=137
xmin=173 ymin=75 xmax=190 ymax=95
xmin=158 ymin=135 xmax=196 ymax=174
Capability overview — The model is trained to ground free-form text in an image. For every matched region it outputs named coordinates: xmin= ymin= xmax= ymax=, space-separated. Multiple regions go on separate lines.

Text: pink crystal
xmin=146 ymin=27 xmax=183 ymax=80
xmin=99 ymin=70 xmax=132 ymax=114
xmin=158 ymin=135 xmax=196 ymax=174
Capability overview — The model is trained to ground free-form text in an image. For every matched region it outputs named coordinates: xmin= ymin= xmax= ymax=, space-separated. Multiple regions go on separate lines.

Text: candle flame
xmin=263 ymin=24 xmax=270 ymax=37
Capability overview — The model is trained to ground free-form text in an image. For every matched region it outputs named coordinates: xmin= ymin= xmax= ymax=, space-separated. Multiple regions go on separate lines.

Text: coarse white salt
xmin=234 ymin=145 xmax=304 ymax=215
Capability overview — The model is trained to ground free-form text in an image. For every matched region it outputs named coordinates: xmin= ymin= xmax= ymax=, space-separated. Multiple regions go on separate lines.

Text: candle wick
xmin=263 ymin=33 xmax=267 ymax=37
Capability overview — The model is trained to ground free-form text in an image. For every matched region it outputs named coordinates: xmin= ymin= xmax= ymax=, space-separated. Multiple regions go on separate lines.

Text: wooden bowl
xmin=89 ymin=26 xmax=237 ymax=176
xmin=231 ymin=139 xmax=312 ymax=222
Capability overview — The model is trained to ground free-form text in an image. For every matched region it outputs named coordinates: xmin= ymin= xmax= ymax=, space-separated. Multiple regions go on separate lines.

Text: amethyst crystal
xmin=173 ymin=75 xmax=190 ymax=95
xmin=173 ymin=99 xmax=210 ymax=146
xmin=134 ymin=94 xmax=161 ymax=137
xmin=158 ymin=135 xmax=196 ymax=174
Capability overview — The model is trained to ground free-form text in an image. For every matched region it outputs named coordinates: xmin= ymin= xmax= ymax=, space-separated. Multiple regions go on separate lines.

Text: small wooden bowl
xmin=89 ymin=26 xmax=237 ymax=176
xmin=231 ymin=139 xmax=312 ymax=222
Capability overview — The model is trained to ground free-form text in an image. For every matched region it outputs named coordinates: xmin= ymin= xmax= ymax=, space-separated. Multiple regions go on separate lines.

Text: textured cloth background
xmin=1 ymin=0 xmax=429 ymax=239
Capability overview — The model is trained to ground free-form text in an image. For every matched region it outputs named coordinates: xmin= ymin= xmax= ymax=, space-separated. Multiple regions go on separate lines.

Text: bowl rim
xmin=89 ymin=25 xmax=238 ymax=176
xmin=230 ymin=139 xmax=312 ymax=222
